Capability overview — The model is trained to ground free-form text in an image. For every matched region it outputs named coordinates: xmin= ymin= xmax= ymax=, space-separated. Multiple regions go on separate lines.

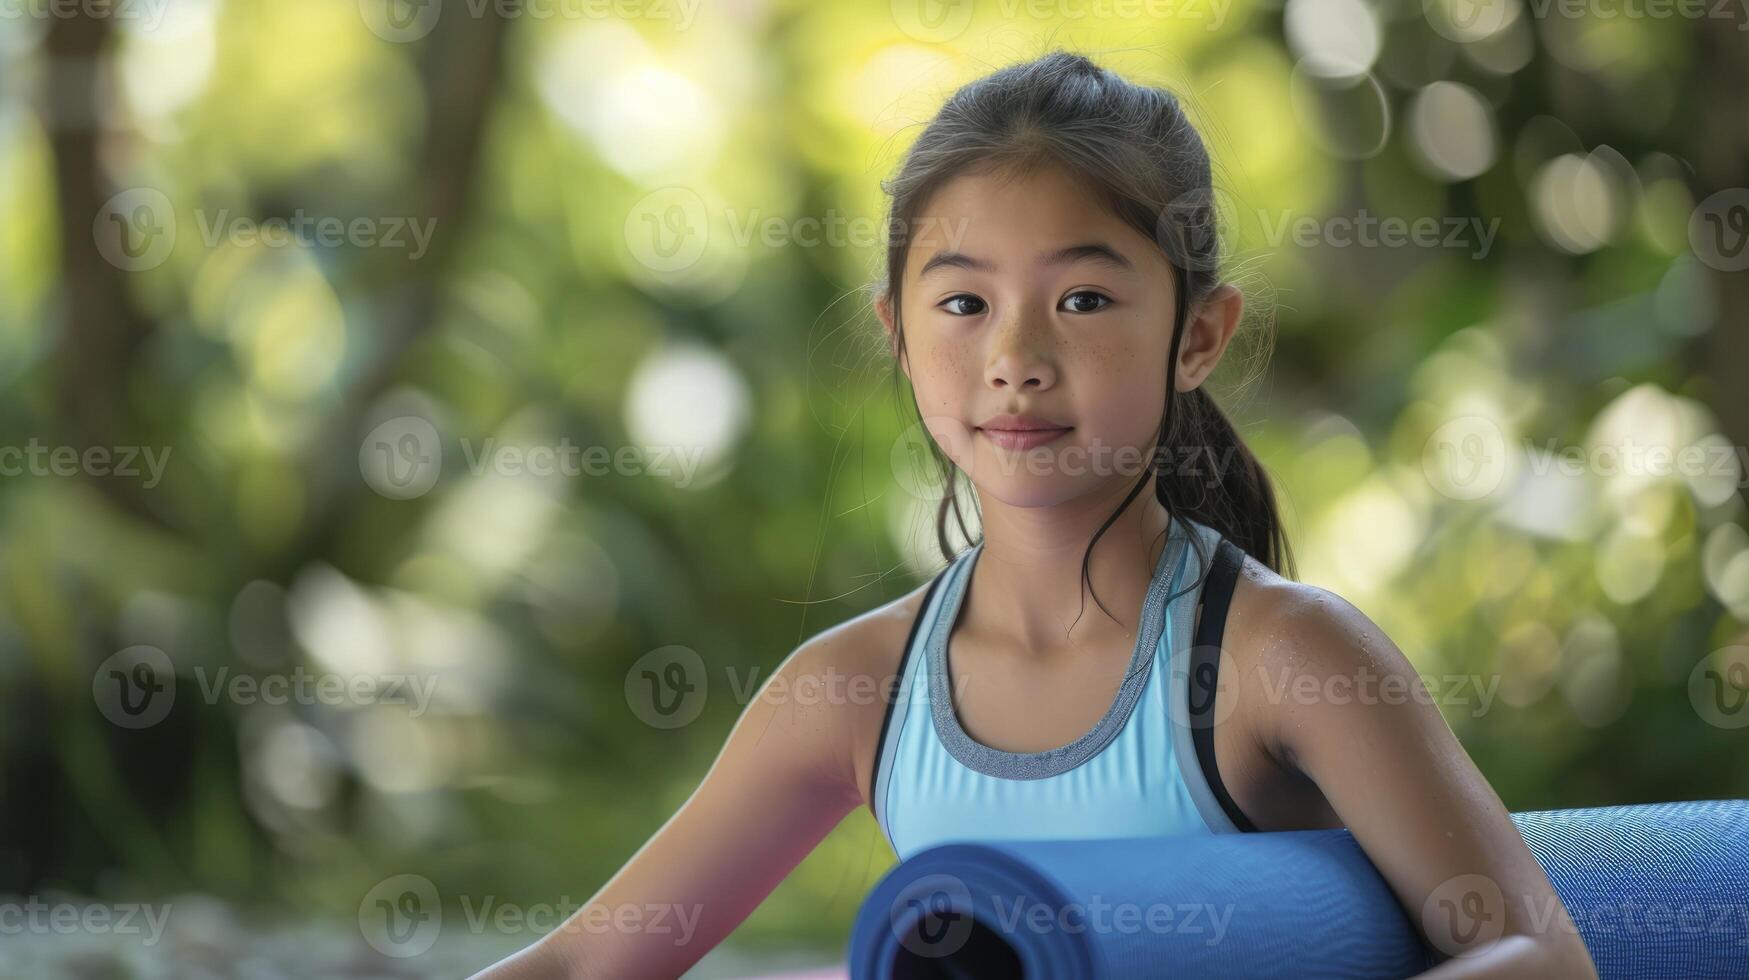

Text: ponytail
xmin=1158 ymin=386 xmax=1294 ymax=578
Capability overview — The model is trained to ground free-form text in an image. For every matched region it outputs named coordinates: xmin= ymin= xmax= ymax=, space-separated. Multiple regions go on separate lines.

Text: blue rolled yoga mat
xmin=849 ymin=800 xmax=1749 ymax=978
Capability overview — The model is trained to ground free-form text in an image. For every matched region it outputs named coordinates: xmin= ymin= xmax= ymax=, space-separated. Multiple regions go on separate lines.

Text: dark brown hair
xmin=874 ymin=50 xmax=1296 ymax=620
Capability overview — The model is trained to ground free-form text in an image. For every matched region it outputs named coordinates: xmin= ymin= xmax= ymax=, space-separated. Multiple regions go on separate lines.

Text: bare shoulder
xmin=780 ymin=571 xmax=942 ymax=812
xmin=1219 ymin=551 xmax=1408 ymax=770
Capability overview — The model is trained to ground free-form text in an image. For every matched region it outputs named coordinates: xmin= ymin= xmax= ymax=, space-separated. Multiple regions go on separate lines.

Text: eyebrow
xmin=916 ymin=242 xmax=1135 ymax=279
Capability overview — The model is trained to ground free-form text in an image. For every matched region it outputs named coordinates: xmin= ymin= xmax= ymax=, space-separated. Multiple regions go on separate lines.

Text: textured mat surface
xmin=849 ymin=800 xmax=1749 ymax=979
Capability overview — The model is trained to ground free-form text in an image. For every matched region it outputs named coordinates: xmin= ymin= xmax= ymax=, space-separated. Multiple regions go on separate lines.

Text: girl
xmin=477 ymin=51 xmax=1597 ymax=979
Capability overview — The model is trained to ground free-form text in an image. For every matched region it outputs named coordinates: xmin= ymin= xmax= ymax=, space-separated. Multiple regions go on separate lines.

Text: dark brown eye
xmin=940 ymin=294 xmax=987 ymax=316
xmin=1062 ymin=291 xmax=1111 ymax=314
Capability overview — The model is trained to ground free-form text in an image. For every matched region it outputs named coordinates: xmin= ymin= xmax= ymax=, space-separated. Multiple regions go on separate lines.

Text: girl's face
xmin=879 ymin=163 xmax=1238 ymax=510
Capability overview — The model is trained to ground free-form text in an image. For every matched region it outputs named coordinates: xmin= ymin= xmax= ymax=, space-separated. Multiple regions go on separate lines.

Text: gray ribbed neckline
xmin=926 ymin=518 xmax=1191 ymax=780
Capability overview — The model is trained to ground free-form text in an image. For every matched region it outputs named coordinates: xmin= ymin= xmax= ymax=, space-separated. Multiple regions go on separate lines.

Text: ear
xmin=1175 ymin=282 xmax=1243 ymax=392
xmin=876 ymin=290 xmax=910 ymax=381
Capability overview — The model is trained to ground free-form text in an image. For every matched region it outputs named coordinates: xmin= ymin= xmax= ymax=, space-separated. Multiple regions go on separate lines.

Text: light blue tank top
xmin=871 ymin=515 xmax=1249 ymax=861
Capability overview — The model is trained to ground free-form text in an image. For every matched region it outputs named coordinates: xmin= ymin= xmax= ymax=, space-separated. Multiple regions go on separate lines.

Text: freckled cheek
xmin=905 ymin=329 xmax=978 ymax=408
xmin=927 ymin=337 xmax=973 ymax=379
xmin=899 ymin=330 xmax=981 ymax=468
xmin=1067 ymin=339 xmax=1137 ymax=377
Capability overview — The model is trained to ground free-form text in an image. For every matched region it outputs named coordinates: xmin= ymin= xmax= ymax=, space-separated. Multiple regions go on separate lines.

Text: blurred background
xmin=1 ymin=0 xmax=1747 ymax=975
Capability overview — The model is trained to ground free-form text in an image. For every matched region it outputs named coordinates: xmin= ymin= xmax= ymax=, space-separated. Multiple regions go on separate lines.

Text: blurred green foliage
xmin=0 ymin=0 xmax=1745 ymax=974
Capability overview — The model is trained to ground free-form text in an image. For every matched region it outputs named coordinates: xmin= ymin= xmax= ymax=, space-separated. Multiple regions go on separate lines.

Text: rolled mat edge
xmin=849 ymin=799 xmax=1749 ymax=979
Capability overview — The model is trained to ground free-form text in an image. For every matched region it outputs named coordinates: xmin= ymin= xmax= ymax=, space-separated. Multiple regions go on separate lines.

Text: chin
xmin=962 ymin=438 xmax=1155 ymax=510
xmin=972 ymin=483 xmax=1075 ymax=510
xmin=964 ymin=454 xmax=1091 ymax=509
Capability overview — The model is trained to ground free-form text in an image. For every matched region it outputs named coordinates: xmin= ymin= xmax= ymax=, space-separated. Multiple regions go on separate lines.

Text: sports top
xmin=870 ymin=515 xmax=1259 ymax=861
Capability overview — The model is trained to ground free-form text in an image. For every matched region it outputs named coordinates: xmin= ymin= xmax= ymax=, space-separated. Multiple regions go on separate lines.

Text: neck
xmin=962 ymin=476 xmax=1174 ymax=655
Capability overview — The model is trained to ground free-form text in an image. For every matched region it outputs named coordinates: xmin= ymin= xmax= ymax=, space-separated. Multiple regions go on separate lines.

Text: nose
xmin=984 ymin=314 xmax=1057 ymax=391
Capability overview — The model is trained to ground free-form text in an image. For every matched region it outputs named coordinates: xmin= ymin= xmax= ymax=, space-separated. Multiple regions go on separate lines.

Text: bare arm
xmin=1233 ymin=579 xmax=1599 ymax=980
xmin=470 ymin=633 xmax=869 ymax=979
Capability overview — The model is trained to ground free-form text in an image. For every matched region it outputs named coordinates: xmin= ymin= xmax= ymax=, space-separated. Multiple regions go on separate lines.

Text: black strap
xmin=869 ymin=567 xmax=950 ymax=823
xmin=1188 ymin=538 xmax=1260 ymax=833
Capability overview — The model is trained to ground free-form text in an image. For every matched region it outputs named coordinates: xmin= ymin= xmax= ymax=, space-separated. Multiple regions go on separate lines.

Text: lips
xmin=976 ymin=413 xmax=1073 ymax=451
